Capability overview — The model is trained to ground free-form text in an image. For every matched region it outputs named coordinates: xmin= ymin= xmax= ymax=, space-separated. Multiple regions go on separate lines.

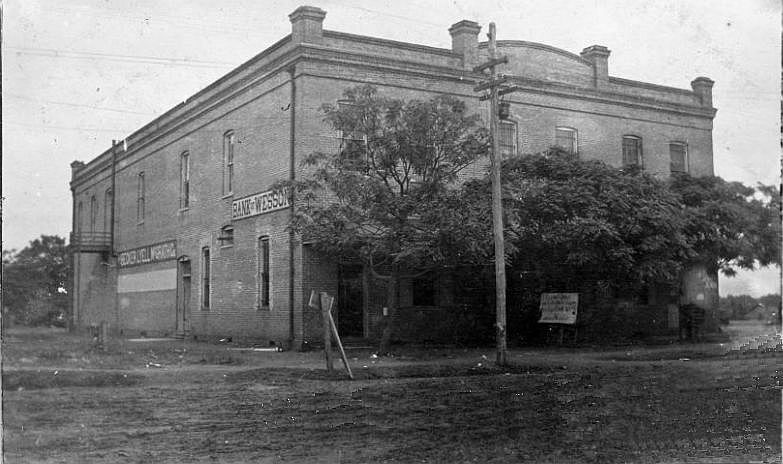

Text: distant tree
xmin=2 ymin=235 xmax=71 ymax=326
xmin=285 ymin=85 xmax=489 ymax=353
xmin=668 ymin=174 xmax=781 ymax=275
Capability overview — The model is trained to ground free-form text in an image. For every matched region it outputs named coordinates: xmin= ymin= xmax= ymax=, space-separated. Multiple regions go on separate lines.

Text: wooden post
xmin=314 ymin=291 xmax=334 ymax=372
xmin=326 ymin=303 xmax=354 ymax=380
xmin=99 ymin=321 xmax=109 ymax=352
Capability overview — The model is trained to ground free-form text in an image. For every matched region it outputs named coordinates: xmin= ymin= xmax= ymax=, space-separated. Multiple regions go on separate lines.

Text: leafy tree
xmin=462 ymin=149 xmax=692 ymax=296
xmin=669 ymin=174 xmax=781 ymax=276
xmin=2 ymin=235 xmax=71 ymax=326
xmin=286 ymin=85 xmax=489 ymax=352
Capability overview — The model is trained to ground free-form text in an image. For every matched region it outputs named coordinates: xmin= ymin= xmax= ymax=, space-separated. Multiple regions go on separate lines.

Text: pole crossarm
xmin=472 ymin=56 xmax=508 ymax=73
xmin=473 ymin=76 xmax=509 ymax=92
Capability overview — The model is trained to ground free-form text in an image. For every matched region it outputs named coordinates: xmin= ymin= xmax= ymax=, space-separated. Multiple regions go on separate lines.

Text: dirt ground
xmin=2 ymin=323 xmax=781 ymax=463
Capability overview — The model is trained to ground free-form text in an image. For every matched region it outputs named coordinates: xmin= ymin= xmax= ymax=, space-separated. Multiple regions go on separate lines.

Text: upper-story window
xmin=137 ymin=172 xmax=145 ymax=223
xmin=89 ymin=195 xmax=97 ymax=233
xmin=499 ymin=121 xmax=517 ymax=158
xmin=104 ymin=188 xmax=112 ymax=232
xmin=180 ymin=151 xmax=190 ymax=209
xmin=555 ymin=127 xmax=578 ymax=155
xmin=77 ymin=201 xmax=83 ymax=233
xmin=202 ymin=246 xmax=211 ymax=310
xmin=669 ymin=142 xmax=688 ymax=173
xmin=218 ymin=225 xmax=234 ymax=247
xmin=223 ymin=131 xmax=235 ymax=195
xmin=622 ymin=136 xmax=643 ymax=167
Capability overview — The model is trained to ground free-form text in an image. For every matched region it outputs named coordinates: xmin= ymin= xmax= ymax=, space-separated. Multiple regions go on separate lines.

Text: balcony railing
xmin=71 ymin=231 xmax=112 ymax=253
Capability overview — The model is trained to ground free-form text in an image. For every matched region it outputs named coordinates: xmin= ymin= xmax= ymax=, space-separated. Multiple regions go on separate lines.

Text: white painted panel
xmin=118 ymin=268 xmax=177 ymax=293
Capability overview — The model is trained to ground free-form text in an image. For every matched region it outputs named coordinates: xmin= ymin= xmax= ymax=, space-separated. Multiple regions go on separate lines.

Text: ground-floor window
xmin=258 ymin=237 xmax=270 ymax=309
xmin=201 ymin=247 xmax=210 ymax=310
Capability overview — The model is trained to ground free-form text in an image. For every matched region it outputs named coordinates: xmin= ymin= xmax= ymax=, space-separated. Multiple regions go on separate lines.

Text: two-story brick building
xmin=70 ymin=6 xmax=718 ymax=348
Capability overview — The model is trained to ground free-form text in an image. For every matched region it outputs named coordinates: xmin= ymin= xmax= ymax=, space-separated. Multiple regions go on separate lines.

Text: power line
xmin=6 ymin=47 xmax=237 ymax=69
xmin=5 ymin=93 xmax=156 ymax=115
xmin=5 ymin=122 xmax=131 ymax=133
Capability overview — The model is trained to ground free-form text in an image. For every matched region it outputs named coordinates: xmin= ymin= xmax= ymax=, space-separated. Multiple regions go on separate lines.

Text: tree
xmin=462 ymin=149 xmax=693 ymax=297
xmin=286 ymin=85 xmax=489 ymax=352
xmin=2 ymin=235 xmax=71 ymax=326
xmin=669 ymin=173 xmax=781 ymax=276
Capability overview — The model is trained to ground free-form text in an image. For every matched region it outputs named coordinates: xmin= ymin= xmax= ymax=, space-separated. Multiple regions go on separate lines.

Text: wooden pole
xmin=488 ymin=23 xmax=508 ymax=366
xmin=327 ymin=309 xmax=354 ymax=380
xmin=317 ymin=291 xmax=334 ymax=372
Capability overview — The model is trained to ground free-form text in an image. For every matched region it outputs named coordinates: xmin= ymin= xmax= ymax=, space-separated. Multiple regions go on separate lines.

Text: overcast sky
xmin=3 ymin=0 xmax=780 ymax=296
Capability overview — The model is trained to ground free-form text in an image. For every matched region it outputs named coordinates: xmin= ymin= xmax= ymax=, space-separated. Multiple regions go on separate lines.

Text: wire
xmin=4 ymin=93 xmax=156 ymax=115
xmin=6 ymin=47 xmax=237 ymax=69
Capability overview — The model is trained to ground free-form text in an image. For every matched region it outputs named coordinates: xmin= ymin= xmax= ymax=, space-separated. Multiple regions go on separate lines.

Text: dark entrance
xmin=337 ymin=264 xmax=364 ymax=337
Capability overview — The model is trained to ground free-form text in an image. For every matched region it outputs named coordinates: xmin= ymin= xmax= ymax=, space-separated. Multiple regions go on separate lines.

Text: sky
xmin=3 ymin=0 xmax=781 ymax=296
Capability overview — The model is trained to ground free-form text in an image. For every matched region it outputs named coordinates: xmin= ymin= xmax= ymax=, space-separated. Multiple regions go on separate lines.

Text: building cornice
xmin=323 ymin=30 xmax=457 ymax=58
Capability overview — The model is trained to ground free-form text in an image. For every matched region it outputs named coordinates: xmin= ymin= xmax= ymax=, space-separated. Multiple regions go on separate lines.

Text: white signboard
xmin=538 ymin=293 xmax=579 ymax=325
xmin=231 ymin=187 xmax=291 ymax=221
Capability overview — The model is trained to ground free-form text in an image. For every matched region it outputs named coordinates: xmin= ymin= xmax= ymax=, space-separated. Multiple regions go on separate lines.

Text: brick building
xmin=70 ymin=6 xmax=718 ymax=347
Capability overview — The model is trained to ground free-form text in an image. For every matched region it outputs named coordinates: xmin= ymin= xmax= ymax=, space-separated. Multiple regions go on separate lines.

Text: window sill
xmin=222 ymin=193 xmax=234 ymax=200
xmin=179 ymin=207 xmax=190 ymax=213
xmin=256 ymin=305 xmax=270 ymax=311
xmin=220 ymin=244 xmax=234 ymax=249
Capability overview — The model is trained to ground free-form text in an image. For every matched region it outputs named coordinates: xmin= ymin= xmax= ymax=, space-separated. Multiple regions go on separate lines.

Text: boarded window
xmin=670 ymin=142 xmax=688 ymax=173
xmin=622 ymin=136 xmax=643 ymax=167
xmin=555 ymin=127 xmax=578 ymax=155
xmin=499 ymin=121 xmax=517 ymax=158
xmin=180 ymin=151 xmax=190 ymax=208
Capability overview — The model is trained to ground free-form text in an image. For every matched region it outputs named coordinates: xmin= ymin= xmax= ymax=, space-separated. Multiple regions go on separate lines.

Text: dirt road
xmin=3 ymin=326 xmax=781 ymax=463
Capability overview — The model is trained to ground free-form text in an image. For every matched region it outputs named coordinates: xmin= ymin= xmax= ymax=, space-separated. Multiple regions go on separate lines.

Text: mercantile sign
xmin=118 ymin=240 xmax=177 ymax=268
xmin=232 ymin=187 xmax=291 ymax=220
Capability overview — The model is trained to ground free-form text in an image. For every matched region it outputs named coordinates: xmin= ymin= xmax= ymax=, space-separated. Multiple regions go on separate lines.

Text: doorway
xmin=337 ymin=264 xmax=364 ymax=338
xmin=176 ymin=257 xmax=191 ymax=336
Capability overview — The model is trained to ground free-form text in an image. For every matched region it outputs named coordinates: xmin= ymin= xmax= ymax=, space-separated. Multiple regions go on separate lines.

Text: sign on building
xmin=538 ymin=293 xmax=579 ymax=325
xmin=118 ymin=240 xmax=177 ymax=268
xmin=231 ymin=187 xmax=291 ymax=220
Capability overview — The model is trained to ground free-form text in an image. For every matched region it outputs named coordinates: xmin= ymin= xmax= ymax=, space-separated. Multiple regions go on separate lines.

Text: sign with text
xmin=231 ymin=187 xmax=291 ymax=221
xmin=538 ymin=293 xmax=579 ymax=325
xmin=118 ymin=240 xmax=177 ymax=268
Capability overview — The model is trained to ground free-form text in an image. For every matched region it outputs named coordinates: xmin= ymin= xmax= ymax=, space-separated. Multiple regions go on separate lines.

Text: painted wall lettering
xmin=118 ymin=240 xmax=177 ymax=268
xmin=231 ymin=187 xmax=291 ymax=221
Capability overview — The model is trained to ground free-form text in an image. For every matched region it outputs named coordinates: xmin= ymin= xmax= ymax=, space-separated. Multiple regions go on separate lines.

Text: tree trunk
xmin=378 ymin=263 xmax=399 ymax=355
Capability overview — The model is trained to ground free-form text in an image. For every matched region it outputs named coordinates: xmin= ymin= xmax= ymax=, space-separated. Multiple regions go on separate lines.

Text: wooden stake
xmin=327 ymin=309 xmax=354 ymax=380
xmin=318 ymin=291 xmax=334 ymax=372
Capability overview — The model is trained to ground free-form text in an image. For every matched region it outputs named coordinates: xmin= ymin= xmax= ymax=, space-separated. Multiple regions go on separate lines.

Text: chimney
xmin=580 ymin=45 xmax=611 ymax=88
xmin=449 ymin=20 xmax=481 ymax=70
xmin=70 ymin=160 xmax=86 ymax=180
xmin=691 ymin=77 xmax=714 ymax=107
xmin=289 ymin=6 xmax=327 ymax=44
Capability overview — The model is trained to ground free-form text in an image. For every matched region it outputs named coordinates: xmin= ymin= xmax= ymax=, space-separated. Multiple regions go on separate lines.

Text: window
xmin=223 ymin=131 xmax=235 ymax=195
xmin=180 ymin=151 xmax=190 ymax=209
xmin=499 ymin=121 xmax=517 ymax=158
xmin=137 ymin=172 xmax=145 ymax=223
xmin=218 ymin=225 xmax=234 ymax=247
xmin=201 ymin=247 xmax=210 ymax=309
xmin=257 ymin=237 xmax=270 ymax=309
xmin=669 ymin=142 xmax=688 ymax=173
xmin=412 ymin=275 xmax=435 ymax=306
xmin=555 ymin=127 xmax=578 ymax=155
xmin=89 ymin=195 xmax=97 ymax=233
xmin=104 ymin=189 xmax=112 ymax=232
xmin=77 ymin=201 xmax=83 ymax=233
xmin=622 ymin=136 xmax=643 ymax=167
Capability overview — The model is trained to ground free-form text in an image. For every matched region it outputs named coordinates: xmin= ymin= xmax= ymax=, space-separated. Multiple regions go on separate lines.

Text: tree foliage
xmin=290 ymin=85 xmax=489 ymax=270
xmin=462 ymin=149 xmax=693 ymax=294
xmin=2 ymin=235 xmax=71 ymax=326
xmin=669 ymin=173 xmax=781 ymax=276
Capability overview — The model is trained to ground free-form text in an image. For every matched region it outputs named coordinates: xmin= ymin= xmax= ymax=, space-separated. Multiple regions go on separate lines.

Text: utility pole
xmin=474 ymin=23 xmax=509 ymax=366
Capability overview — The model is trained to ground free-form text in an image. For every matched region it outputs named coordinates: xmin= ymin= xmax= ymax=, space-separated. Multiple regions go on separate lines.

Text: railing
xmin=71 ymin=231 xmax=112 ymax=253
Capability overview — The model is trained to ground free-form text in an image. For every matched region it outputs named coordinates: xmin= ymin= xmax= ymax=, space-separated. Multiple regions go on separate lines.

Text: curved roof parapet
xmin=479 ymin=40 xmax=594 ymax=87
xmin=479 ymin=40 xmax=592 ymax=65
